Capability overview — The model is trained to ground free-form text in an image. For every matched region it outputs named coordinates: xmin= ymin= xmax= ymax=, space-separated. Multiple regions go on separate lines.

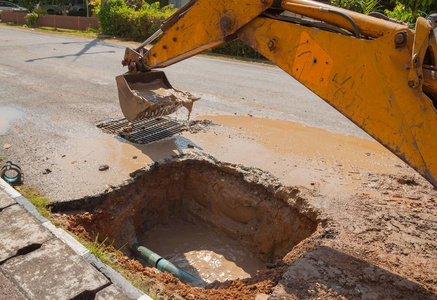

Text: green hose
xmin=132 ymin=243 xmax=202 ymax=284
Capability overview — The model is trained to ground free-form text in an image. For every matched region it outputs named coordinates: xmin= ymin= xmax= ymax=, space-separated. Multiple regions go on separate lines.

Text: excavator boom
xmin=117 ymin=0 xmax=437 ymax=189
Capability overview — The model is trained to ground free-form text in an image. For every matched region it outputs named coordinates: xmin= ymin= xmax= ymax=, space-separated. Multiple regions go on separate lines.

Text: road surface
xmin=1 ymin=25 xmax=369 ymax=202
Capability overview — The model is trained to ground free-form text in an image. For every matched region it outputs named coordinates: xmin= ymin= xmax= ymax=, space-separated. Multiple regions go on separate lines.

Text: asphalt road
xmin=0 ymin=26 xmax=369 ymax=201
xmin=0 ymin=26 xmax=369 ymax=134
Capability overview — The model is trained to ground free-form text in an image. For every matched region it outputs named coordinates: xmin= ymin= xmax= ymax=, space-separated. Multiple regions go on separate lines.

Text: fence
xmin=0 ymin=11 xmax=99 ymax=30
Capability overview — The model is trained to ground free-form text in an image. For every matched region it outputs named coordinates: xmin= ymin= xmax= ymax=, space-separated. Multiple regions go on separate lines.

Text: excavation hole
xmin=55 ymin=154 xmax=320 ymax=292
xmin=140 ymin=218 xmax=265 ymax=283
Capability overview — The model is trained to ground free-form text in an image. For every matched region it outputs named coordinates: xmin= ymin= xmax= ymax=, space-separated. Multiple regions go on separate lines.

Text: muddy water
xmin=200 ymin=115 xmax=401 ymax=172
xmin=130 ymin=80 xmax=175 ymax=107
xmin=129 ymin=79 xmax=197 ymax=115
xmin=138 ymin=219 xmax=265 ymax=283
xmin=54 ymin=134 xmax=181 ymax=188
xmin=185 ymin=115 xmax=408 ymax=197
xmin=0 ymin=106 xmax=25 ymax=135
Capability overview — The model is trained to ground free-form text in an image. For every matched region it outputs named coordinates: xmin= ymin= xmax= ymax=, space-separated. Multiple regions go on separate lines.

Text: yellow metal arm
xmin=121 ymin=0 xmax=437 ymax=188
xmin=141 ymin=0 xmax=273 ymax=69
xmin=238 ymin=16 xmax=437 ymax=189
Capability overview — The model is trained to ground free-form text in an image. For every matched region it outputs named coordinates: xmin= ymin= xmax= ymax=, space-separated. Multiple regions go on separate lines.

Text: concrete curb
xmin=0 ymin=178 xmax=152 ymax=300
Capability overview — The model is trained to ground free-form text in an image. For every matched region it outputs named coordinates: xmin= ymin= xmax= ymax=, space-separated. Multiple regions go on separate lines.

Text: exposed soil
xmin=121 ymin=78 xmax=198 ymax=120
xmin=7 ymin=113 xmax=437 ymax=299
xmin=47 ymin=117 xmax=437 ymax=300
xmin=51 ymin=153 xmax=326 ymax=299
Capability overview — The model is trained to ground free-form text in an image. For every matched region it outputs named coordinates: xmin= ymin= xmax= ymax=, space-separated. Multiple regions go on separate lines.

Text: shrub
xmin=331 ymin=0 xmax=381 ymax=14
xmin=211 ymin=40 xmax=265 ymax=60
xmin=96 ymin=0 xmax=265 ymax=59
xmin=331 ymin=0 xmax=362 ymax=12
xmin=385 ymin=2 xmax=421 ymax=25
xmin=24 ymin=12 xmax=39 ymax=28
xmin=396 ymin=0 xmax=437 ymax=14
xmin=33 ymin=9 xmax=48 ymax=14
xmin=96 ymin=0 xmax=175 ymax=39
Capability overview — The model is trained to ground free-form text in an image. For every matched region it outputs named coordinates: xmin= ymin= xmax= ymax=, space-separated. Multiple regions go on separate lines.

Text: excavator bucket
xmin=116 ymin=70 xmax=198 ymax=121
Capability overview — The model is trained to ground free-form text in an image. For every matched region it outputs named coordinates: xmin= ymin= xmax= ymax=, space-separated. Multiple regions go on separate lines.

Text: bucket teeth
xmin=137 ymin=103 xmax=183 ymax=119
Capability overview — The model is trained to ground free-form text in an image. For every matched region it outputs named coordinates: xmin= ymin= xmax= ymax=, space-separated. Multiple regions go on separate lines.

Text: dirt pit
xmin=52 ymin=153 xmax=323 ymax=299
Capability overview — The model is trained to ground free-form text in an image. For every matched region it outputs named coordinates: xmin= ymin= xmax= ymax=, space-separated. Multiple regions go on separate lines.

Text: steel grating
xmin=97 ymin=117 xmax=187 ymax=144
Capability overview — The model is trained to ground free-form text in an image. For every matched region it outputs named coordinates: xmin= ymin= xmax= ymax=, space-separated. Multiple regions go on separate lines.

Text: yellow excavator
xmin=115 ymin=0 xmax=437 ymax=189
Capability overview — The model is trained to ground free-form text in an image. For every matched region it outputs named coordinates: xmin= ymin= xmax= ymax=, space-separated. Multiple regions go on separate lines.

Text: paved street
xmin=0 ymin=26 xmax=373 ymax=202
xmin=0 ymin=26 xmax=369 ymax=135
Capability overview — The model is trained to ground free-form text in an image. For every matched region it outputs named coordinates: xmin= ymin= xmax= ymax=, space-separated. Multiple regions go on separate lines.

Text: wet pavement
xmin=0 ymin=107 xmax=25 ymax=136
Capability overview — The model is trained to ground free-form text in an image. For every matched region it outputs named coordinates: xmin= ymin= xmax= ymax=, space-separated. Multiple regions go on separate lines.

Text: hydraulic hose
xmin=320 ymin=8 xmax=360 ymax=38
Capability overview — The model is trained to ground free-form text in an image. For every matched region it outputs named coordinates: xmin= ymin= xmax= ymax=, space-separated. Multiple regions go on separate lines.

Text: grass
xmin=85 ymin=232 xmax=127 ymax=264
xmin=0 ymin=21 xmax=140 ymax=46
xmin=0 ymin=157 xmax=5 ymax=162
xmin=71 ymin=232 xmax=158 ymax=297
xmin=15 ymin=185 xmax=52 ymax=218
xmin=79 ymin=233 xmax=118 ymax=265
xmin=201 ymin=50 xmax=273 ymax=66
xmin=0 ymin=22 xmax=101 ymax=38
xmin=10 ymin=182 xmax=158 ymax=297
xmin=38 ymin=26 xmax=100 ymax=37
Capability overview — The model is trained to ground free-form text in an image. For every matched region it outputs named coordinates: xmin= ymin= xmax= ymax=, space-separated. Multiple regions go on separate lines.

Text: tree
xmin=360 ymin=0 xmax=381 ymax=14
xmin=396 ymin=0 xmax=437 ymax=13
xmin=385 ymin=2 xmax=422 ymax=24
xmin=331 ymin=0 xmax=381 ymax=14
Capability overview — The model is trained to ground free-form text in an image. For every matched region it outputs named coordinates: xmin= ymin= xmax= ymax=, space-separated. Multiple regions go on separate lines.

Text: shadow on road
xmin=281 ymin=246 xmax=437 ymax=299
xmin=25 ymin=39 xmax=115 ymax=62
xmin=112 ymin=134 xmax=202 ymax=163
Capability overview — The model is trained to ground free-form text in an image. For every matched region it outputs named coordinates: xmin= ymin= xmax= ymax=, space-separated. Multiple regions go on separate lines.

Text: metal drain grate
xmin=97 ymin=117 xmax=187 ymax=144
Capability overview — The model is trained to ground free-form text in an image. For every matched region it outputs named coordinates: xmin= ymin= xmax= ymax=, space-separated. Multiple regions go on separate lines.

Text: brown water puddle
xmin=49 ymin=114 xmax=410 ymax=202
xmin=187 ymin=115 xmax=408 ymax=195
xmin=138 ymin=219 xmax=266 ymax=283
xmin=54 ymin=134 xmax=181 ymax=185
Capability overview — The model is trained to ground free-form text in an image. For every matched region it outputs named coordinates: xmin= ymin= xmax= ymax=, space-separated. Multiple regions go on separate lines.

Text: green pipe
xmin=132 ymin=243 xmax=201 ymax=284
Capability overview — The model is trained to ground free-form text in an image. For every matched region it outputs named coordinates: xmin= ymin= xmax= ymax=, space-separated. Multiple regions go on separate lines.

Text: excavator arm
xmin=116 ymin=0 xmax=437 ymax=189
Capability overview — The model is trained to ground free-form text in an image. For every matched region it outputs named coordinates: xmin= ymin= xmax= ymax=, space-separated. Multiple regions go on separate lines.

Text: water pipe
xmin=131 ymin=243 xmax=201 ymax=284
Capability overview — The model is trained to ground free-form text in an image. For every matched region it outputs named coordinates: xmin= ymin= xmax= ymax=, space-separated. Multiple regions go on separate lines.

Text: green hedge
xmin=210 ymin=40 xmax=265 ymax=60
xmin=96 ymin=0 xmax=264 ymax=60
xmin=96 ymin=0 xmax=175 ymax=40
